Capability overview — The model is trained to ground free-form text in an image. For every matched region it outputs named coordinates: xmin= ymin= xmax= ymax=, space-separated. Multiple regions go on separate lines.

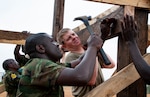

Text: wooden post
xmin=52 ymin=0 xmax=65 ymax=41
xmin=117 ymin=6 xmax=148 ymax=97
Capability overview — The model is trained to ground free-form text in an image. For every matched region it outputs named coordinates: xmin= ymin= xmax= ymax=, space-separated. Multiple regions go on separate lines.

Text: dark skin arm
xmin=14 ymin=44 xmax=22 ymax=62
xmin=57 ymin=34 xmax=103 ymax=86
xmin=14 ymin=31 xmax=29 ymax=62
xmin=71 ymin=53 xmax=98 ymax=85
xmin=121 ymin=15 xmax=150 ymax=84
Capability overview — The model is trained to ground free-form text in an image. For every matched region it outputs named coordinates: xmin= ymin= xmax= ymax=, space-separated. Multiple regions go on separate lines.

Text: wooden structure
xmin=0 ymin=0 xmax=150 ymax=97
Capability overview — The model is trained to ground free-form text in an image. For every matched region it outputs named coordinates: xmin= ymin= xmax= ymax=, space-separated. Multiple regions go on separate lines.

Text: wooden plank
xmin=83 ymin=53 xmax=150 ymax=97
xmin=0 ymin=6 xmax=123 ymax=45
xmin=52 ymin=0 xmax=65 ymax=41
xmin=0 ymin=30 xmax=30 ymax=45
xmin=118 ymin=5 xmax=136 ymax=97
xmin=148 ymin=25 xmax=150 ymax=46
xmin=117 ymin=7 xmax=148 ymax=97
xmin=87 ymin=0 xmax=150 ymax=10
xmin=0 ymin=84 xmax=5 ymax=94
xmin=124 ymin=6 xmax=135 ymax=16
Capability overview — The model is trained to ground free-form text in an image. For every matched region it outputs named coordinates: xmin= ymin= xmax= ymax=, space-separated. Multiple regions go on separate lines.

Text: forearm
xmin=74 ymin=47 xmax=97 ymax=83
xmin=88 ymin=57 xmax=98 ymax=85
xmin=128 ymin=40 xmax=150 ymax=83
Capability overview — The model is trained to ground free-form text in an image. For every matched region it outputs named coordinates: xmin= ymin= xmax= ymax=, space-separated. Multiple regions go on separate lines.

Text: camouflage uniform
xmin=17 ymin=58 xmax=70 ymax=97
xmin=3 ymin=70 xmax=20 ymax=97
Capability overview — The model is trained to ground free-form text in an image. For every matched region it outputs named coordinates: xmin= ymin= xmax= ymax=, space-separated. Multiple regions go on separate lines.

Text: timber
xmin=117 ymin=7 xmax=148 ymax=97
xmin=0 ymin=6 xmax=149 ymax=46
xmin=0 ymin=84 xmax=5 ymax=94
xmin=0 ymin=5 xmax=123 ymax=45
xmin=0 ymin=30 xmax=30 ymax=45
xmin=52 ymin=0 xmax=64 ymax=41
xmin=87 ymin=0 xmax=150 ymax=10
xmin=148 ymin=25 xmax=150 ymax=46
xmin=83 ymin=53 xmax=150 ymax=97
xmin=0 ymin=24 xmax=149 ymax=45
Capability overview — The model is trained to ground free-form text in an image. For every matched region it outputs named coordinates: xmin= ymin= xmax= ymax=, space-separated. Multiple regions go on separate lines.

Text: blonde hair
xmin=57 ymin=28 xmax=72 ymax=44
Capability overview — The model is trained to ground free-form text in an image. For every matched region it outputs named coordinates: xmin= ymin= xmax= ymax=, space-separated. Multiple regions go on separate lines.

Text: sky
xmin=0 ymin=0 xmax=149 ymax=80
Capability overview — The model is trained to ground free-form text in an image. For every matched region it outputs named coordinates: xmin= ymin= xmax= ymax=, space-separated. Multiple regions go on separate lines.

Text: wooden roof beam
xmin=148 ymin=25 xmax=150 ymax=46
xmin=0 ymin=30 xmax=30 ymax=45
xmin=83 ymin=54 xmax=150 ymax=97
xmin=0 ymin=6 xmax=150 ymax=46
xmin=87 ymin=0 xmax=150 ymax=10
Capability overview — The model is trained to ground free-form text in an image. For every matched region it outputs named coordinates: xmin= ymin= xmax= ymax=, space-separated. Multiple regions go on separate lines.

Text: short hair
xmin=56 ymin=28 xmax=71 ymax=45
xmin=25 ymin=33 xmax=49 ymax=55
xmin=2 ymin=59 xmax=14 ymax=70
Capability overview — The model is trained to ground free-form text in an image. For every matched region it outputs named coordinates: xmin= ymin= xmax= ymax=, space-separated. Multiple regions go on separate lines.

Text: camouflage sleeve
xmin=21 ymin=59 xmax=66 ymax=88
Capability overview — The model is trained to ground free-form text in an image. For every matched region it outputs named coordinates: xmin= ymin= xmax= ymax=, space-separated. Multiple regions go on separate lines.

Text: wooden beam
xmin=52 ymin=0 xmax=65 ymax=41
xmin=0 ymin=30 xmax=30 ymax=45
xmin=0 ymin=84 xmax=5 ymax=94
xmin=117 ymin=7 xmax=148 ymax=97
xmin=124 ymin=6 xmax=135 ymax=16
xmin=0 ymin=6 xmax=123 ymax=45
xmin=87 ymin=0 xmax=150 ymax=10
xmin=0 ymin=6 xmax=149 ymax=46
xmin=83 ymin=53 xmax=150 ymax=97
xmin=148 ymin=25 xmax=150 ymax=46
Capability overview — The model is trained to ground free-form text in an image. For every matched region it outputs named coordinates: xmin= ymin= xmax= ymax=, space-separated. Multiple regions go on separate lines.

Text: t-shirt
xmin=65 ymin=52 xmax=104 ymax=97
xmin=17 ymin=58 xmax=68 ymax=97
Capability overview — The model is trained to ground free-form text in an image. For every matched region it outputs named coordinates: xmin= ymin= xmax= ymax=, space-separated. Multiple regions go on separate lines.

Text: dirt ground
xmin=1 ymin=87 xmax=150 ymax=97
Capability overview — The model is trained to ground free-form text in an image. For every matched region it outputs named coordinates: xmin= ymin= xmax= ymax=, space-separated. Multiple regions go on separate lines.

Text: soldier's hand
xmin=87 ymin=34 xmax=103 ymax=50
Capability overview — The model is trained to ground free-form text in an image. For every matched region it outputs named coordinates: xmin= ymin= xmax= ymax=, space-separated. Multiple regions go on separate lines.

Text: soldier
xmin=17 ymin=32 xmax=103 ymax=97
xmin=14 ymin=31 xmax=30 ymax=67
xmin=2 ymin=59 xmax=20 ymax=97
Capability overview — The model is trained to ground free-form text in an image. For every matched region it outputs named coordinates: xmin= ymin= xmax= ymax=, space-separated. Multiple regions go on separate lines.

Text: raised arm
xmin=121 ymin=15 xmax=150 ymax=84
xmin=14 ymin=44 xmax=22 ymax=62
